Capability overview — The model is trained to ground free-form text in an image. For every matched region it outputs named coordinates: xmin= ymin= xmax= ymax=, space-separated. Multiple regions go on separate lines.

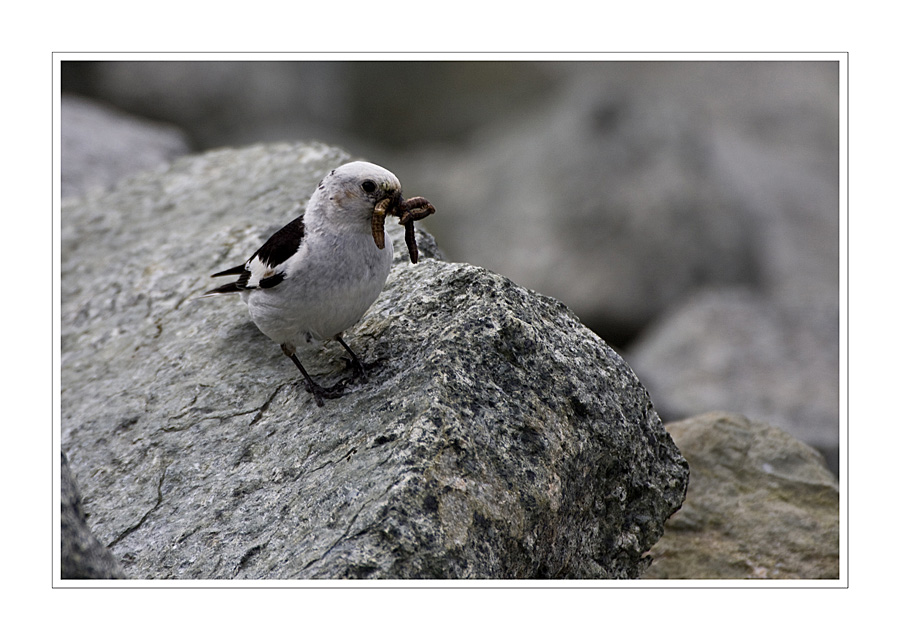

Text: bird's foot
xmin=343 ymin=355 xmax=389 ymax=385
xmin=303 ymin=379 xmax=347 ymax=407
xmin=341 ymin=356 xmax=368 ymax=382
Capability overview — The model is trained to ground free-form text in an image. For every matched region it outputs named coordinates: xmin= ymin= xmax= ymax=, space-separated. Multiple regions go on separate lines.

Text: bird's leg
xmin=335 ymin=334 xmax=367 ymax=382
xmin=281 ymin=345 xmax=344 ymax=406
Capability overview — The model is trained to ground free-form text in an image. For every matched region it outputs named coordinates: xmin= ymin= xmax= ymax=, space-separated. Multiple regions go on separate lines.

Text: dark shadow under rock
xmin=61 ymin=452 xmax=125 ymax=579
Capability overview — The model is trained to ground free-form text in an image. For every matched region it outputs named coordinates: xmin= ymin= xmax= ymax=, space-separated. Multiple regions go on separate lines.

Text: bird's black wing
xmin=205 ymin=215 xmax=305 ymax=295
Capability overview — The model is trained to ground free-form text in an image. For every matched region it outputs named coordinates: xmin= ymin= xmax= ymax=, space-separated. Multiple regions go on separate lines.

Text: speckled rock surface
xmin=61 ymin=142 xmax=688 ymax=579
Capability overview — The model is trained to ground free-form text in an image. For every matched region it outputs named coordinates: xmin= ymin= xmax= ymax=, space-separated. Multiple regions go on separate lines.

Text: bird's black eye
xmin=361 ymin=180 xmax=377 ymax=193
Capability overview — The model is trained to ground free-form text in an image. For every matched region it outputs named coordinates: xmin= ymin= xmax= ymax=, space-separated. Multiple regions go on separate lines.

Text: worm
xmin=404 ymin=221 xmax=419 ymax=264
xmin=396 ymin=196 xmax=436 ymax=264
xmin=371 ymin=198 xmax=391 ymax=250
xmin=372 ymin=194 xmax=435 ymax=261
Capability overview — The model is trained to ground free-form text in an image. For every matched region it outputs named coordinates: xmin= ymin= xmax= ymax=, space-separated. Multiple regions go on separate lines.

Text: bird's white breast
xmin=244 ymin=228 xmax=393 ymax=348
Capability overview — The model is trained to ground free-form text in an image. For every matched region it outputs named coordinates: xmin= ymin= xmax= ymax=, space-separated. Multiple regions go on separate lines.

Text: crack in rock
xmin=108 ymin=464 xmax=169 ymax=549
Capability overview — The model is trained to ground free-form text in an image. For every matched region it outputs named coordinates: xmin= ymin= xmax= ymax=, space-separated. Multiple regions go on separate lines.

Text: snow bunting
xmin=204 ymin=161 xmax=412 ymax=406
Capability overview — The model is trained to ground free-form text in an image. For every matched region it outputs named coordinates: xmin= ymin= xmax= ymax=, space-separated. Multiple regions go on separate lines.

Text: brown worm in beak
xmin=372 ymin=195 xmax=435 ymax=262
xmin=371 ymin=198 xmax=391 ymax=250
xmin=396 ymin=196 xmax=436 ymax=264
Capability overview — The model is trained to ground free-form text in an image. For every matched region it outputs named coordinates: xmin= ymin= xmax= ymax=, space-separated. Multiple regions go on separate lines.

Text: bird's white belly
xmin=244 ymin=233 xmax=392 ymax=348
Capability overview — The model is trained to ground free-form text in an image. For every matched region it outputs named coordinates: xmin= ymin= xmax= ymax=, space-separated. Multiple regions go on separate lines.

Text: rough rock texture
xmin=628 ymin=289 xmax=839 ymax=472
xmin=61 ymin=93 xmax=191 ymax=199
xmin=61 ymin=452 xmax=125 ymax=579
xmin=642 ymin=412 xmax=839 ymax=580
xmin=61 ymin=142 xmax=689 ymax=579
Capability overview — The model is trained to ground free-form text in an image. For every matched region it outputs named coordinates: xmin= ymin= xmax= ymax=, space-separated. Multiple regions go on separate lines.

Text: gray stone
xmin=643 ymin=412 xmax=839 ymax=580
xmin=61 ymin=94 xmax=191 ymax=199
xmin=61 ymin=141 xmax=688 ymax=579
xmin=627 ymin=288 xmax=839 ymax=472
xmin=61 ymin=452 xmax=125 ymax=579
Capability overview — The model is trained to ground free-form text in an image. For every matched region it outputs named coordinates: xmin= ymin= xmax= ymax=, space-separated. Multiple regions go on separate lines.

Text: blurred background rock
xmin=60 ymin=59 xmax=839 ymax=472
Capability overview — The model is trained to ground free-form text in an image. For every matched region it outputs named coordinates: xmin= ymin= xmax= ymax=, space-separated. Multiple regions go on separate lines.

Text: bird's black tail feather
xmin=211 ymin=264 xmax=246 ymax=278
xmin=202 ymin=281 xmax=243 ymax=296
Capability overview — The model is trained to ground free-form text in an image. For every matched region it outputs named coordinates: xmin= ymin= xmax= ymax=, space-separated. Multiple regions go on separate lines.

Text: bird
xmin=203 ymin=161 xmax=405 ymax=406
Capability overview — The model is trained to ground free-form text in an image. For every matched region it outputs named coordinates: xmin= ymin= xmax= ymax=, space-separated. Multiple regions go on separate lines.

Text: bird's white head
xmin=306 ymin=161 xmax=403 ymax=234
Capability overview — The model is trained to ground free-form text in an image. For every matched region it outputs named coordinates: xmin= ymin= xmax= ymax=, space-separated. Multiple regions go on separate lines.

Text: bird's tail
xmin=197 ymin=282 xmax=243 ymax=298
xmin=196 ymin=263 xmax=247 ymax=298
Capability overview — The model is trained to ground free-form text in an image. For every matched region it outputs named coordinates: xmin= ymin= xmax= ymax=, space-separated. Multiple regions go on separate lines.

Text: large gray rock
xmin=61 ymin=142 xmax=689 ymax=579
xmin=643 ymin=412 xmax=839 ymax=580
